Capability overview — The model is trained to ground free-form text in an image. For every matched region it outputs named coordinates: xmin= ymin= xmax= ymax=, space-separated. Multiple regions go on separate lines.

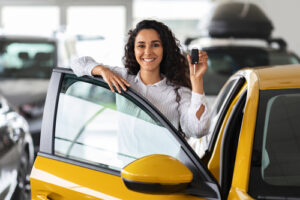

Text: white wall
xmin=230 ymin=0 xmax=300 ymax=57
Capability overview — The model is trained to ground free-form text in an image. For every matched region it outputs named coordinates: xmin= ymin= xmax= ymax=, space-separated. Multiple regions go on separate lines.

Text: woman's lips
xmin=142 ymin=58 xmax=155 ymax=62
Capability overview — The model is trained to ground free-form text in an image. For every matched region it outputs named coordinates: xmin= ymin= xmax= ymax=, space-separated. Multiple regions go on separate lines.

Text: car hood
xmin=0 ymin=79 xmax=49 ymax=106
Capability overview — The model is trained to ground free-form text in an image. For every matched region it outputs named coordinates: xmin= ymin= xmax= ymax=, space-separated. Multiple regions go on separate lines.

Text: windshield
xmin=249 ymin=88 xmax=300 ymax=193
xmin=0 ymin=41 xmax=56 ymax=79
xmin=204 ymin=47 xmax=300 ymax=95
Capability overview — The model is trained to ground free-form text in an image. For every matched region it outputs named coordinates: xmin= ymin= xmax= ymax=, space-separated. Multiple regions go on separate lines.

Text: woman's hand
xmin=187 ymin=50 xmax=208 ymax=94
xmin=92 ymin=65 xmax=130 ymax=93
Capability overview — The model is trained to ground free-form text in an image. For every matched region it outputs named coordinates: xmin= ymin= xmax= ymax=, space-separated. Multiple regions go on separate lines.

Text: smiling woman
xmin=134 ymin=29 xmax=163 ymax=83
xmin=71 ymin=20 xmax=211 ymax=143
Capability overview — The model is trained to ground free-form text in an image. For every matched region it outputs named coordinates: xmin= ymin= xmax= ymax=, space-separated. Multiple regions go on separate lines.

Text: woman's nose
xmin=144 ymin=46 xmax=152 ymax=55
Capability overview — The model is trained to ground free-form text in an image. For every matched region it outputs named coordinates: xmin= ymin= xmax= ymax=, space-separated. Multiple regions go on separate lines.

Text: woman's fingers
xmin=111 ymin=79 xmax=122 ymax=93
xmin=121 ymin=78 xmax=131 ymax=87
xmin=187 ymin=50 xmax=208 ymax=78
xmin=114 ymin=77 xmax=127 ymax=92
xmin=199 ymin=51 xmax=208 ymax=63
xmin=106 ymin=79 xmax=115 ymax=92
xmin=101 ymin=70 xmax=130 ymax=93
xmin=186 ymin=55 xmax=194 ymax=74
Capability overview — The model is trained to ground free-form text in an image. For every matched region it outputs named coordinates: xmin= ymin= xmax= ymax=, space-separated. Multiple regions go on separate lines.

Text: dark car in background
xmin=185 ymin=2 xmax=300 ymax=106
xmin=0 ymin=35 xmax=57 ymax=154
xmin=0 ymin=95 xmax=34 ymax=200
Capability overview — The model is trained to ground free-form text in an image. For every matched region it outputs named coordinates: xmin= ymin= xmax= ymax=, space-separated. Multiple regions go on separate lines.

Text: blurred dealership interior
xmin=1 ymin=1 xmax=300 ymax=199
xmin=0 ymin=0 xmax=299 ymax=67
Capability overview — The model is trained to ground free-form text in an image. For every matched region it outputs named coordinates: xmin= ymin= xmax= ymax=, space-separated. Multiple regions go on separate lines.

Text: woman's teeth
xmin=143 ymin=58 xmax=155 ymax=62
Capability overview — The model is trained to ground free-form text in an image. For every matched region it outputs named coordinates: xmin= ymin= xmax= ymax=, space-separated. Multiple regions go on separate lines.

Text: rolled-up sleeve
xmin=178 ymin=87 xmax=210 ymax=138
xmin=70 ymin=56 xmax=128 ymax=78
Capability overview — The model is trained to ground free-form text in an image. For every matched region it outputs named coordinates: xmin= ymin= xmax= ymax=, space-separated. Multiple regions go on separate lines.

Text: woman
xmin=71 ymin=19 xmax=210 ymax=138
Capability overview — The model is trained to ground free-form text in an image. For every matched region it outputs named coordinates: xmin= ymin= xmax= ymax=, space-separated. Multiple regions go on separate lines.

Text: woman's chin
xmin=140 ymin=64 xmax=160 ymax=72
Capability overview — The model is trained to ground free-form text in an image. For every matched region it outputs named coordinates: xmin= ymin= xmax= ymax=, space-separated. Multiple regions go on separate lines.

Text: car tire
xmin=12 ymin=151 xmax=31 ymax=200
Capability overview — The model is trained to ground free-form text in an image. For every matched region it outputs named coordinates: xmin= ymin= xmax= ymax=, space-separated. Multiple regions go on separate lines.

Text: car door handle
xmin=35 ymin=193 xmax=52 ymax=200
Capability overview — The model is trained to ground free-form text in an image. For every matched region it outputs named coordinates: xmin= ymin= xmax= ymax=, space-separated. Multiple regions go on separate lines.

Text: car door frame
xmin=37 ymin=67 xmax=222 ymax=199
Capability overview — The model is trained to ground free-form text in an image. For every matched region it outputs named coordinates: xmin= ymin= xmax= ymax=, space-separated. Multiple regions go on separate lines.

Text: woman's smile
xmin=142 ymin=58 xmax=156 ymax=62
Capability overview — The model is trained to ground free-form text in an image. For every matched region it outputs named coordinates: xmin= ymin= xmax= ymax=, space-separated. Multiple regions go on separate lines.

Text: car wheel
xmin=12 ymin=151 xmax=31 ymax=200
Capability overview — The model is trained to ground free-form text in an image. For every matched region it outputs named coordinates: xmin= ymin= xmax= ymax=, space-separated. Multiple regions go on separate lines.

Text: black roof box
xmin=207 ymin=2 xmax=274 ymax=39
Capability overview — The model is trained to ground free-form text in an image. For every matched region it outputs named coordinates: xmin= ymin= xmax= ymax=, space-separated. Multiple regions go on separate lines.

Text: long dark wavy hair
xmin=123 ymin=20 xmax=191 ymax=88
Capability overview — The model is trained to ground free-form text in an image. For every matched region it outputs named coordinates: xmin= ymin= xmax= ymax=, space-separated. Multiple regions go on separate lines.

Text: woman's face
xmin=134 ymin=29 xmax=163 ymax=73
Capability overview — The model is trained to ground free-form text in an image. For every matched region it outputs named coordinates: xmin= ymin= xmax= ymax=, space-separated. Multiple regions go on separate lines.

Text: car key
xmin=191 ymin=48 xmax=199 ymax=74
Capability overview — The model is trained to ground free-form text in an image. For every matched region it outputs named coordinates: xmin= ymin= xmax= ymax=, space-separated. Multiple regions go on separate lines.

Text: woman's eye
xmin=137 ymin=45 xmax=145 ymax=48
xmin=153 ymin=43 xmax=160 ymax=47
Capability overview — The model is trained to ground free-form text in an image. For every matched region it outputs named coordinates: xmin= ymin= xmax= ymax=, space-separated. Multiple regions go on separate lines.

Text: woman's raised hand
xmin=187 ymin=50 xmax=208 ymax=94
xmin=187 ymin=50 xmax=208 ymax=78
xmin=92 ymin=65 xmax=130 ymax=93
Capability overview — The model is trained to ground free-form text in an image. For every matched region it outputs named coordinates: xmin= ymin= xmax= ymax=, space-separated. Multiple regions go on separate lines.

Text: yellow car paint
xmin=228 ymin=187 xmax=255 ymax=200
xmin=30 ymin=156 xmax=205 ymax=200
xmin=121 ymin=154 xmax=193 ymax=184
xmin=208 ymin=83 xmax=247 ymax=182
xmin=255 ymin=65 xmax=300 ymax=90
xmin=230 ymin=70 xmax=259 ymax=193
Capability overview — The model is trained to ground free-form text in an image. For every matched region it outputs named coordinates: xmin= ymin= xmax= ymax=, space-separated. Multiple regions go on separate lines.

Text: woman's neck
xmin=140 ymin=70 xmax=162 ymax=85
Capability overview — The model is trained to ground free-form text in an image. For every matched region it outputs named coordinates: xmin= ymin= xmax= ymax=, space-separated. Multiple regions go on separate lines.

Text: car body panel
xmin=208 ymin=83 xmax=247 ymax=181
xmin=0 ymin=79 xmax=49 ymax=106
xmin=0 ymin=96 xmax=34 ymax=200
xmin=228 ymin=187 xmax=254 ymax=200
xmin=254 ymin=65 xmax=300 ymax=89
xmin=230 ymin=69 xmax=259 ymax=191
xmin=31 ymin=156 xmax=204 ymax=200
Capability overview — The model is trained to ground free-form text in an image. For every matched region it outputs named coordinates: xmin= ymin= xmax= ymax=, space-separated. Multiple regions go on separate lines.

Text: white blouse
xmin=71 ymin=56 xmax=210 ymax=138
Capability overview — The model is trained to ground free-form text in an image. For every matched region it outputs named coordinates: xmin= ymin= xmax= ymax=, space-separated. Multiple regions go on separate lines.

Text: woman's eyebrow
xmin=152 ymin=40 xmax=161 ymax=43
xmin=136 ymin=40 xmax=161 ymax=44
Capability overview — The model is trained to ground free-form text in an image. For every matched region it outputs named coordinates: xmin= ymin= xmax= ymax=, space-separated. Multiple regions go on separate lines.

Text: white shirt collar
xmin=134 ymin=71 xmax=167 ymax=87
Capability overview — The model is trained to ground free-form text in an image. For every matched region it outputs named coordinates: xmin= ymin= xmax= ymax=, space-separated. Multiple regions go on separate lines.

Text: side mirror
xmin=121 ymin=154 xmax=193 ymax=194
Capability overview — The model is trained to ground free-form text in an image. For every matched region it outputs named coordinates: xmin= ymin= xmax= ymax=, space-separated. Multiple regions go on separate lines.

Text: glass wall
xmin=2 ymin=6 xmax=60 ymax=36
xmin=133 ymin=0 xmax=212 ymax=46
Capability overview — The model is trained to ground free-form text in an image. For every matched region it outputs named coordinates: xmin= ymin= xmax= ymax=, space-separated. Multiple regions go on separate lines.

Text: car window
xmin=249 ymin=89 xmax=300 ymax=198
xmin=198 ymin=77 xmax=245 ymax=159
xmin=0 ymin=41 xmax=56 ymax=79
xmin=219 ymin=91 xmax=246 ymax=198
xmin=204 ymin=48 xmax=300 ymax=95
xmin=262 ymin=93 xmax=300 ymax=186
xmin=269 ymin=52 xmax=300 ymax=65
xmin=54 ymin=77 xmax=181 ymax=171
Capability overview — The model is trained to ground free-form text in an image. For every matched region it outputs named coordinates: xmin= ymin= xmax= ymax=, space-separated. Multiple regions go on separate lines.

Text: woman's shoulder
xmin=177 ymin=85 xmax=192 ymax=94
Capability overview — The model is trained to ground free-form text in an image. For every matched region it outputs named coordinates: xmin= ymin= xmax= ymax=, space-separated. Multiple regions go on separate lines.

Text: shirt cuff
xmin=85 ymin=59 xmax=101 ymax=76
xmin=191 ymin=91 xmax=207 ymax=110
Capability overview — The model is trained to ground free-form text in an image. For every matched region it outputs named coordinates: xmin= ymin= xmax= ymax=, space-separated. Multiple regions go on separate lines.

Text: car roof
xmin=190 ymin=37 xmax=269 ymax=49
xmin=237 ymin=65 xmax=300 ymax=90
xmin=0 ymin=35 xmax=56 ymax=42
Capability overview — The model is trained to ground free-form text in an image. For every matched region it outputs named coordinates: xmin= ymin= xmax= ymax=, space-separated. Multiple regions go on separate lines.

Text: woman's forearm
xmin=191 ymin=78 xmax=204 ymax=94
xmin=91 ymin=65 xmax=107 ymax=76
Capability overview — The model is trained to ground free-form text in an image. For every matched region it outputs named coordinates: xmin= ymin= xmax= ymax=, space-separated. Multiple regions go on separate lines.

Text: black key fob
xmin=191 ymin=48 xmax=199 ymax=64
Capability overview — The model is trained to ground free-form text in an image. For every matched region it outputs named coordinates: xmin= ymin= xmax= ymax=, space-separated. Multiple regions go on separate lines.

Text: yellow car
xmin=30 ymin=65 xmax=300 ymax=199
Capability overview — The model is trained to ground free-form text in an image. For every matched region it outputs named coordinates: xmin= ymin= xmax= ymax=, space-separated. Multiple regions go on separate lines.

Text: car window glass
xmin=0 ymin=41 xmax=55 ymax=79
xmin=195 ymin=79 xmax=237 ymax=158
xmin=204 ymin=49 xmax=300 ymax=96
xmin=269 ymin=52 xmax=300 ymax=65
xmin=249 ymin=89 xmax=300 ymax=198
xmin=54 ymin=79 xmax=181 ymax=171
xmin=262 ymin=93 xmax=300 ymax=186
